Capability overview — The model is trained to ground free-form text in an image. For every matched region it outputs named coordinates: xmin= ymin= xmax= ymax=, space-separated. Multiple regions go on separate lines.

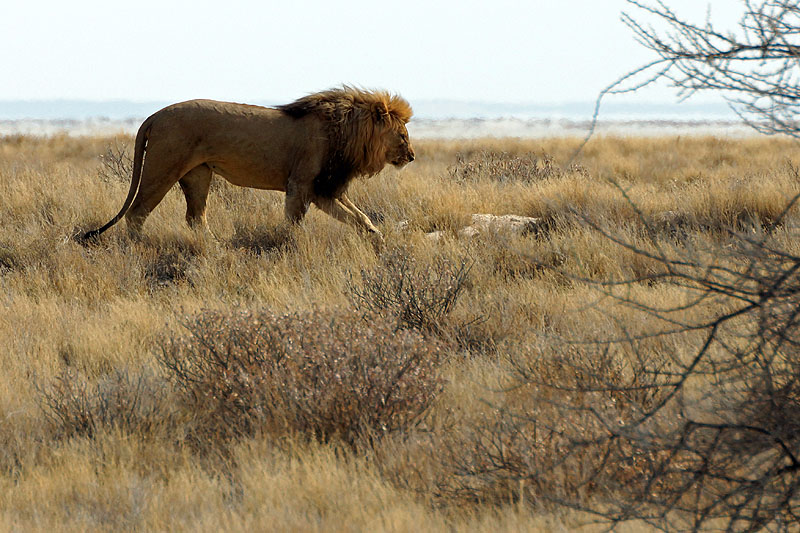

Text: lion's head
xmin=278 ymin=87 xmax=414 ymax=197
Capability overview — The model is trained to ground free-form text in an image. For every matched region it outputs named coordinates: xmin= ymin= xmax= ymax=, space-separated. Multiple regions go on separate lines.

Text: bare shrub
xmin=578 ymin=0 xmax=800 ymax=160
xmin=39 ymin=367 xmax=173 ymax=439
xmin=447 ymin=198 xmax=800 ymax=530
xmin=347 ymin=248 xmax=476 ymax=341
xmin=620 ymin=0 xmax=800 ymax=138
xmin=449 ymin=151 xmax=571 ymax=184
xmin=98 ymin=141 xmax=133 ymax=183
xmin=157 ymin=309 xmax=446 ymax=449
xmin=424 ymin=338 xmax=669 ymax=508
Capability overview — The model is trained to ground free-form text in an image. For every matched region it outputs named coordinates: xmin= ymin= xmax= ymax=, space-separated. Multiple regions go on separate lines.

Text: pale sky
xmin=1 ymin=0 xmax=741 ymax=104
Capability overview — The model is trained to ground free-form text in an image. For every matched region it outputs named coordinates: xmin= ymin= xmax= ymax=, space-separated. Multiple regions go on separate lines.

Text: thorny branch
xmin=575 ymin=0 xmax=800 ymax=159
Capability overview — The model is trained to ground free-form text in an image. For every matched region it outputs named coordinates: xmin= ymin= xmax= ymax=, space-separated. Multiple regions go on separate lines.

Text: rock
xmin=465 ymin=214 xmax=541 ymax=237
xmin=425 ymin=230 xmax=446 ymax=242
xmin=397 ymin=214 xmax=542 ymax=241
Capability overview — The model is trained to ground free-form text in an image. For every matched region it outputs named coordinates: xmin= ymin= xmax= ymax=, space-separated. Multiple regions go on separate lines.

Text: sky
xmin=1 ymin=0 xmax=743 ymax=105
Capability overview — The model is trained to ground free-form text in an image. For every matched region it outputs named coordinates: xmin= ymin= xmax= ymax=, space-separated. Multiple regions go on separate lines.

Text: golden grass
xmin=0 ymin=133 xmax=798 ymax=531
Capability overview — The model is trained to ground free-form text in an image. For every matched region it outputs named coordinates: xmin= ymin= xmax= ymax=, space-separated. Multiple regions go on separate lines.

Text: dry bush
xmin=347 ymin=247 xmax=479 ymax=343
xmin=449 ymin=151 xmax=583 ymax=184
xmin=444 ymin=207 xmax=800 ymax=530
xmin=39 ymin=367 xmax=173 ymax=440
xmin=158 ymin=308 xmax=446 ymax=449
xmin=619 ymin=0 xmax=800 ymax=138
xmin=97 ymin=140 xmax=132 ymax=183
xmin=419 ymin=338 xmax=670 ymax=509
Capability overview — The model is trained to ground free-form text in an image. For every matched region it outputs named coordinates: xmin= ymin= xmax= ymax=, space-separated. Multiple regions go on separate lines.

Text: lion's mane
xmin=278 ymin=87 xmax=413 ymax=198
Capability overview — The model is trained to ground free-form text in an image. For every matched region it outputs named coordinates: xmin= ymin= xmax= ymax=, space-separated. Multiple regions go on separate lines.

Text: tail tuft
xmin=76 ymin=228 xmax=103 ymax=244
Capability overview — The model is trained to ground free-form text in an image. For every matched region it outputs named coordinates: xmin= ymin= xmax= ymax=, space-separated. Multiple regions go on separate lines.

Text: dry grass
xmin=0 ymin=132 xmax=798 ymax=531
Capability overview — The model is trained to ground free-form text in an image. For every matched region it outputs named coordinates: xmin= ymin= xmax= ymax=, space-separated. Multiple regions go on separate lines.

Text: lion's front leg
xmin=313 ymin=196 xmax=384 ymax=243
xmin=339 ymin=194 xmax=381 ymax=233
xmin=339 ymin=195 xmax=385 ymax=251
xmin=284 ymin=180 xmax=310 ymax=224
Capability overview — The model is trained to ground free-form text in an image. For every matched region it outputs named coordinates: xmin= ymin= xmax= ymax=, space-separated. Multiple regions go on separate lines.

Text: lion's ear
xmin=372 ymin=101 xmax=390 ymax=122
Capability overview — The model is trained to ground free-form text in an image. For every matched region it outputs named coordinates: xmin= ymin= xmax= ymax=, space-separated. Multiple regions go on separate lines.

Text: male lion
xmin=80 ymin=87 xmax=414 ymax=242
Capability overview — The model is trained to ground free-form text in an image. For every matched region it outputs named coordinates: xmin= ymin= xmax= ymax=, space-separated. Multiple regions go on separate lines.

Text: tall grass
xmin=0 ymin=133 xmax=798 ymax=530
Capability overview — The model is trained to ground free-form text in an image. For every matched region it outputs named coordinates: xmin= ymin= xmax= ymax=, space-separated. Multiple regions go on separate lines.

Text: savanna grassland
xmin=0 ymin=132 xmax=799 ymax=532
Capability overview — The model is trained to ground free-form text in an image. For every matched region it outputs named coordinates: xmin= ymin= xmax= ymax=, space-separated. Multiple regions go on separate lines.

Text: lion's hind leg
xmin=125 ymin=154 xmax=196 ymax=235
xmin=179 ymin=164 xmax=213 ymax=231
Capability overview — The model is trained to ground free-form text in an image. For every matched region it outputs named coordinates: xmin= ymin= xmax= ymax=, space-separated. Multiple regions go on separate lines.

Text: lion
xmin=80 ymin=87 xmax=414 ymax=243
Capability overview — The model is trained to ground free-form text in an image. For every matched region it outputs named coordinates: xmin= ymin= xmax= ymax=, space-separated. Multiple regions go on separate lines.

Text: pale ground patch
xmin=0 ymin=116 xmax=758 ymax=139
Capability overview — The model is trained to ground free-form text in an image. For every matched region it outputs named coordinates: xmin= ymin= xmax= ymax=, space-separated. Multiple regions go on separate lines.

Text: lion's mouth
xmin=392 ymin=155 xmax=415 ymax=167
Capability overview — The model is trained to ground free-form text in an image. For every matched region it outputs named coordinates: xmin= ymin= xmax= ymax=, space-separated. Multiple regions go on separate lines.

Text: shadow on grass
xmin=137 ymin=236 xmax=206 ymax=290
xmin=229 ymin=224 xmax=295 ymax=256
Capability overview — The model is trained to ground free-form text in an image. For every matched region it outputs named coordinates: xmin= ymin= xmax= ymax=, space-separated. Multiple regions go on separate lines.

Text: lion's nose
xmin=408 ymin=152 xmax=415 ymax=162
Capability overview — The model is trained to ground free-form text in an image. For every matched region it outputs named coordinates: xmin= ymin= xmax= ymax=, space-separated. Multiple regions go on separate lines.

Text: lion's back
xmin=145 ymin=99 xmax=324 ymax=169
xmin=148 ymin=99 xmax=289 ymax=139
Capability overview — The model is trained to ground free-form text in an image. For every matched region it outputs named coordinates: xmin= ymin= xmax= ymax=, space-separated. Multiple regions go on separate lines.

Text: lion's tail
xmin=79 ymin=115 xmax=154 ymax=242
